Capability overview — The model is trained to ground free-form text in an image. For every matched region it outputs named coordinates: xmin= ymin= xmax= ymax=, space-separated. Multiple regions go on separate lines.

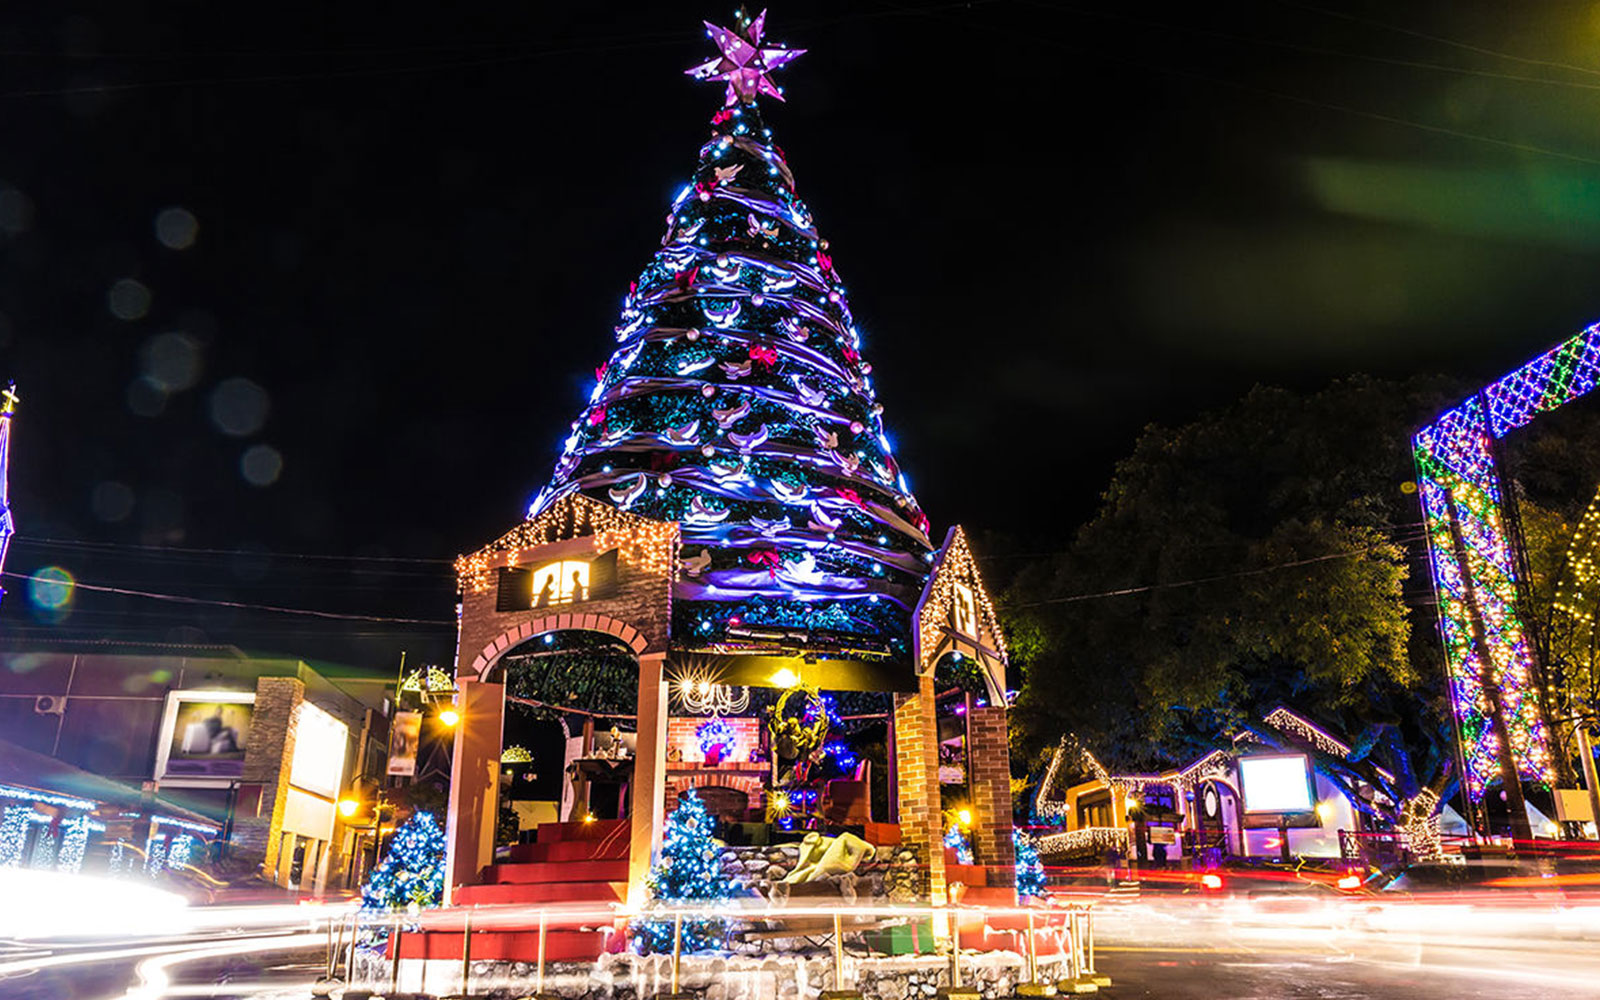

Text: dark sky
xmin=4 ymin=1 xmax=1600 ymax=671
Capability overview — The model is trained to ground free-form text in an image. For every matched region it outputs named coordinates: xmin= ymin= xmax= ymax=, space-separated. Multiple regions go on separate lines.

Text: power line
xmin=12 ymin=535 xmax=452 ymax=565
xmin=902 ymin=0 xmax=1600 ymax=169
xmin=1277 ymin=1 xmax=1600 ymax=81
xmin=0 ymin=570 xmax=454 ymax=626
xmin=1011 ymin=542 xmax=1407 ymax=608
xmin=1024 ymin=1 xmax=1600 ymax=93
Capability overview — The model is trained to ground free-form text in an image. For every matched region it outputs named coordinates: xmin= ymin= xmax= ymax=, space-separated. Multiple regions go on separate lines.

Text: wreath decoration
xmin=768 ymin=684 xmax=829 ymax=765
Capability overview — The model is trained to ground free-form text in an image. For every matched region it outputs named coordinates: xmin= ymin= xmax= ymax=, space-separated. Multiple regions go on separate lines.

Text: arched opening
xmin=488 ymin=631 xmax=641 ymax=849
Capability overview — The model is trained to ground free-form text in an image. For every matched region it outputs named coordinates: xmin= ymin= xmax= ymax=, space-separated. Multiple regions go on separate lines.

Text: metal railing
xmin=314 ymin=899 xmax=1103 ymax=997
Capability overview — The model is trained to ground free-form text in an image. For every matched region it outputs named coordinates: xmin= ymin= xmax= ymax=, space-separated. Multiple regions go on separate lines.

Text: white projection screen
xmin=1238 ymin=754 xmax=1314 ymax=813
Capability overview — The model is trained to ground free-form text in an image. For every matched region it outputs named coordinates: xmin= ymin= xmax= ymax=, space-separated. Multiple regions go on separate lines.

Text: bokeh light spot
xmin=108 ymin=278 xmax=151 ymax=321
xmin=140 ymin=332 xmax=202 ymax=392
xmin=28 ymin=566 xmax=74 ymax=610
xmin=125 ymin=376 xmax=167 ymax=417
xmin=240 ymin=444 xmax=282 ymax=487
xmin=91 ymin=481 xmax=135 ymax=522
xmin=154 ymin=206 xmax=198 ymax=249
xmin=0 ymin=187 xmax=34 ymax=235
xmin=208 ymin=377 xmax=270 ymax=436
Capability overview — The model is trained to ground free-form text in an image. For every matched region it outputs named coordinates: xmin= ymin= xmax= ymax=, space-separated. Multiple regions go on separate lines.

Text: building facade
xmin=0 ymin=641 xmax=390 ymax=892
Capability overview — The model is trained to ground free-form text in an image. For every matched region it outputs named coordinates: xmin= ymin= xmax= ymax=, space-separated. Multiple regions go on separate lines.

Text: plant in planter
xmin=696 ymin=717 xmax=734 ymax=765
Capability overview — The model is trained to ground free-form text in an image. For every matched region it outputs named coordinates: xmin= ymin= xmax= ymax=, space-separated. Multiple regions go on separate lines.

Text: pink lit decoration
xmin=1412 ymin=329 xmax=1600 ymax=798
xmin=0 ymin=384 xmax=16 ymax=607
xmin=686 ymin=9 xmax=805 ymax=107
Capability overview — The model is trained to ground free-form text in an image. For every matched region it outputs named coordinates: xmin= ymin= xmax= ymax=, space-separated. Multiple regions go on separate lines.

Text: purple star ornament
xmin=685 ymin=9 xmax=805 ymax=106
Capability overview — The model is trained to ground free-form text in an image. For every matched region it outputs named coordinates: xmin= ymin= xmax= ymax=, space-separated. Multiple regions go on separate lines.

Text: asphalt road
xmin=6 ymin=897 xmax=1599 ymax=999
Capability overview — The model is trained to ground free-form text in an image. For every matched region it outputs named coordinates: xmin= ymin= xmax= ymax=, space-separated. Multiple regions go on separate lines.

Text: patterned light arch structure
xmin=1412 ymin=327 xmax=1600 ymax=799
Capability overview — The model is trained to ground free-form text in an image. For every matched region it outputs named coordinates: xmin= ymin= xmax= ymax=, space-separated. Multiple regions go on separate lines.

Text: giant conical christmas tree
xmin=529 ymin=11 xmax=932 ymax=662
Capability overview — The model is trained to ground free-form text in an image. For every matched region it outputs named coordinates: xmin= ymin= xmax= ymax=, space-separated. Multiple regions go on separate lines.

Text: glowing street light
xmin=337 ymin=798 xmax=359 ymax=818
xmin=437 ymin=707 xmax=461 ymax=727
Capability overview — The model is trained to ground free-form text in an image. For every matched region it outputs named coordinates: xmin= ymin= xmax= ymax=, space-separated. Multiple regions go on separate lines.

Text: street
xmin=5 ymin=893 xmax=1599 ymax=1000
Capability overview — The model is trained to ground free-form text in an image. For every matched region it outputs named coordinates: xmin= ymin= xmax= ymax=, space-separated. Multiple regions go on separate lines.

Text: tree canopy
xmin=1007 ymin=375 xmax=1468 ymax=799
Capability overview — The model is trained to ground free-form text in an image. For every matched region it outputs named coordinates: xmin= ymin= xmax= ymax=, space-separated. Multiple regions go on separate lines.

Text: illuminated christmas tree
xmin=1014 ymin=829 xmax=1045 ymax=898
xmin=529 ymin=10 xmax=933 ymax=661
xmin=360 ymin=811 xmax=446 ymax=913
xmin=633 ymin=790 xmax=732 ymax=953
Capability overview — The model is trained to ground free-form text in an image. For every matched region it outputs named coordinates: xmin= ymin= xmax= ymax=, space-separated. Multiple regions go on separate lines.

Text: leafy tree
xmin=1007 ymin=376 xmax=1466 ymax=805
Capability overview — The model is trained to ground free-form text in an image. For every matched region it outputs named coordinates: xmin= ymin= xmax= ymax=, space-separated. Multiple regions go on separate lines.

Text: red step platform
xmin=945 ymin=848 xmax=1026 ymax=950
xmin=396 ymin=818 xmax=632 ymax=963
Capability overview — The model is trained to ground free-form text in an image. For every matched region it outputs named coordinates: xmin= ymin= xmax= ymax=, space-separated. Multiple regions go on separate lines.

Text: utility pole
xmin=1577 ymin=721 xmax=1600 ymax=840
xmin=1445 ymin=491 xmax=1535 ymax=844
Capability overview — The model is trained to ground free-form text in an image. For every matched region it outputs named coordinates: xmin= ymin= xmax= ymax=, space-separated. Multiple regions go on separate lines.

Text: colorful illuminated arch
xmin=1412 ymin=328 xmax=1600 ymax=797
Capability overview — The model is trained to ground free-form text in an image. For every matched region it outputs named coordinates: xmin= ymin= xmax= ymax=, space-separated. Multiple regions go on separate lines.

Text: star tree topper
xmin=686 ymin=9 xmax=804 ymax=106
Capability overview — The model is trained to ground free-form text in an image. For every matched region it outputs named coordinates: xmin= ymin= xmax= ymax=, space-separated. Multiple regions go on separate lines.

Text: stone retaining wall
xmin=361 ymin=949 xmax=1067 ymax=1000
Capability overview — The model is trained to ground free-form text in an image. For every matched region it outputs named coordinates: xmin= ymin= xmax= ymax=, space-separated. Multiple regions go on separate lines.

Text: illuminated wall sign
xmin=153 ymin=690 xmax=255 ymax=780
xmin=282 ymin=702 xmax=348 ymax=842
xmin=496 ymin=549 xmax=619 ymax=611
xmin=289 ymin=702 xmax=347 ymax=800
xmin=1238 ymin=754 xmax=1314 ymax=813
xmin=951 ymin=581 xmax=977 ymax=638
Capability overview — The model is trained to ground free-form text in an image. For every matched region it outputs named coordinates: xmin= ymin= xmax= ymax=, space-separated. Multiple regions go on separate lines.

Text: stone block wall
xmin=716 ymin=840 xmax=922 ymax=908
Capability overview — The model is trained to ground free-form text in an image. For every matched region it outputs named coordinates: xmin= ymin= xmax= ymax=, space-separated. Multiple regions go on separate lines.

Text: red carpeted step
xmin=536 ymin=819 xmax=628 ymax=843
xmin=454 ymin=880 xmax=627 ymax=906
xmin=956 ymin=926 xmax=1024 ymax=951
xmin=480 ymin=859 xmax=631 ymax=884
xmin=957 ymin=886 xmax=1017 ymax=905
xmin=398 ymin=927 xmax=625 ymax=962
xmin=507 ymin=837 xmax=630 ymax=863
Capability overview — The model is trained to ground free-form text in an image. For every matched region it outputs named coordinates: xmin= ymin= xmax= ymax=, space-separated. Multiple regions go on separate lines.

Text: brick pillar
xmin=627 ymin=652 xmax=669 ymax=910
xmin=241 ymin=677 xmax=305 ymax=880
xmin=966 ymin=701 xmax=1016 ymax=886
xmin=893 ymin=673 xmax=945 ymax=903
xmin=443 ymin=678 xmax=505 ymax=903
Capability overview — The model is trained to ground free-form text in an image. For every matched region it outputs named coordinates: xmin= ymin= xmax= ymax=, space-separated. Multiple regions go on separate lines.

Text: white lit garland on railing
xmin=1035 ymin=826 xmax=1128 ymax=857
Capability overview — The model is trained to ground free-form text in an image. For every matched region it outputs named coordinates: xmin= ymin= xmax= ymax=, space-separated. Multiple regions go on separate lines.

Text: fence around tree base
xmin=322 ymin=901 xmax=1102 ymax=998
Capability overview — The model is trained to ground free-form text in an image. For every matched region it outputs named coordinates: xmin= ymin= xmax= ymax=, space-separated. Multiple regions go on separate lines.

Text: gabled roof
xmin=456 ymin=492 xmax=678 ymax=593
xmin=914 ymin=525 xmax=1008 ymax=666
xmin=0 ymin=737 xmax=221 ymax=832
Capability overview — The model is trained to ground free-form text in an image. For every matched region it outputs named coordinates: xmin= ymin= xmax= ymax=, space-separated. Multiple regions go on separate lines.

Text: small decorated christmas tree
xmin=360 ymin=811 xmax=446 ymax=913
xmin=633 ymin=790 xmax=733 ymax=953
xmin=1014 ymin=828 xmax=1046 ymax=899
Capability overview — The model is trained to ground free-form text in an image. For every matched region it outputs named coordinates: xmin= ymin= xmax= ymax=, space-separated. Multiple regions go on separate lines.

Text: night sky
xmin=4 ymin=1 xmax=1600 ymax=673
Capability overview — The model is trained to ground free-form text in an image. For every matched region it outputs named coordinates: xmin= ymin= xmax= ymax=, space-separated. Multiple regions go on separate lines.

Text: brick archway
xmin=468 ymin=612 xmax=650 ymax=680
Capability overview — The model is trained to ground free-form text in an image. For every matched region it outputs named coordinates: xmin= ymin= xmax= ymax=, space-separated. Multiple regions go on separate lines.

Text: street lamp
xmin=338 ymin=798 xmax=359 ymax=818
xmin=437 ymin=707 xmax=461 ymax=727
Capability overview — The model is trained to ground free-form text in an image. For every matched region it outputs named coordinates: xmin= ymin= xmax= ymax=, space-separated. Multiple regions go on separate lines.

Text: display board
xmin=1238 ymin=754 xmax=1314 ymax=814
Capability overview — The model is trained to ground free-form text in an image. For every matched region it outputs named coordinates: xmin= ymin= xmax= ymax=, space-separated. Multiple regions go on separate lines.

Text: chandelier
xmin=673 ymin=663 xmax=750 ymax=716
